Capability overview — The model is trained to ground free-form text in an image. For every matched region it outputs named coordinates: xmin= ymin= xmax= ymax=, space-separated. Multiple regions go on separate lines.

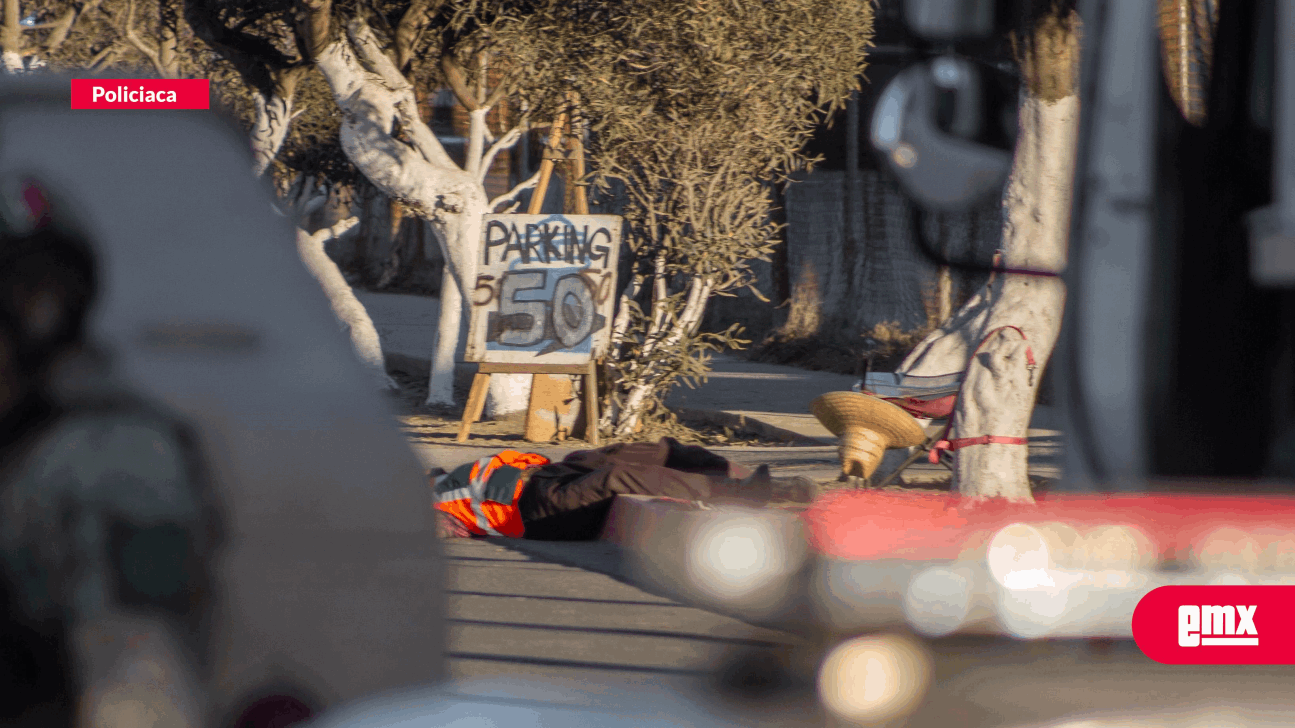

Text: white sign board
xmin=466 ymin=214 xmax=622 ymax=364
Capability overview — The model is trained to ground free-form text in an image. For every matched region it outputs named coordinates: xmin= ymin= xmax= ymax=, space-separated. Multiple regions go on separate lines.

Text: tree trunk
xmin=304 ymin=14 xmax=492 ymax=408
xmin=296 ymin=219 xmax=399 ymax=390
xmin=427 ymin=264 xmax=460 ymax=406
xmin=897 ymin=9 xmax=1081 ymax=502
xmin=250 ymin=72 xmax=303 ymax=178
xmin=934 ymin=215 xmax=954 ymax=325
xmin=1 ymin=0 xmax=23 ymax=73
xmin=613 ymin=275 xmax=713 ymax=436
xmin=472 ymin=102 xmax=531 ymax=419
xmin=822 ymin=92 xmax=863 ymax=331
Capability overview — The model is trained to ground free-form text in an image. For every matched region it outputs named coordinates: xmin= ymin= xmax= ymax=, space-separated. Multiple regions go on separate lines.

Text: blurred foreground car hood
xmin=305 ymin=677 xmax=752 ymax=728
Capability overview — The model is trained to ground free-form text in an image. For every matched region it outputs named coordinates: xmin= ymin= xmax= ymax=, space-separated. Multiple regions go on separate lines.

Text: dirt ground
xmin=386 ymin=364 xmax=1058 ymax=497
xmin=387 ymin=365 xmax=799 ymax=451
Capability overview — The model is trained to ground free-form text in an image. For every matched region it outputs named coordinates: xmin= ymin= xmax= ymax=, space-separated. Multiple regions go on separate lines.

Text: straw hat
xmin=811 ymin=392 xmax=927 ymax=479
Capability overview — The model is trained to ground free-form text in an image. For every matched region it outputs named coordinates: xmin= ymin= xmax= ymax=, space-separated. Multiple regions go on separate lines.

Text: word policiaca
xmin=92 ymin=85 xmax=178 ymax=103
xmin=483 ymin=220 xmax=615 ymax=268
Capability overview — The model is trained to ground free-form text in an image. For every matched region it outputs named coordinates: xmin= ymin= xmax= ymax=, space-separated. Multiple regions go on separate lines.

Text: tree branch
xmin=123 ymin=0 xmax=166 ymax=78
xmin=478 ymin=122 xmax=526 ymax=183
xmin=39 ymin=3 xmax=87 ymax=55
xmin=187 ymin=0 xmax=302 ymax=95
xmin=295 ymin=0 xmax=334 ymax=62
xmin=345 ymin=13 xmax=413 ymax=90
xmin=488 ymin=169 xmax=541 ymax=212
xmin=342 ymin=16 xmax=457 ymax=171
xmin=395 ymin=0 xmax=439 ymax=72
xmin=1 ymin=0 xmax=23 ymax=64
xmin=440 ymin=53 xmax=479 ymax=111
xmin=323 ymin=215 xmax=359 ymax=240
xmin=88 ymin=43 xmax=119 ymax=69
xmin=483 ymin=78 xmax=509 ymax=110
xmin=465 ymin=107 xmax=488 ymax=176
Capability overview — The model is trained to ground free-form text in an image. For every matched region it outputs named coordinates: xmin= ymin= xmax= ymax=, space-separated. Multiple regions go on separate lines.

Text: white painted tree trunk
xmin=898 ymin=89 xmax=1079 ymax=502
xmin=296 ymin=218 xmax=399 ymax=390
xmin=249 ymin=95 xmax=399 ymax=395
xmin=612 ymin=275 xmax=714 ymax=436
xmin=308 ymin=18 xmax=494 ymax=408
xmin=251 ymin=91 xmax=296 ymax=178
xmin=2 ymin=0 xmax=28 ymax=74
xmin=484 ymin=373 xmax=534 ymax=419
xmin=467 ymin=104 xmax=532 ymax=419
xmin=427 ymin=264 xmax=460 ymax=406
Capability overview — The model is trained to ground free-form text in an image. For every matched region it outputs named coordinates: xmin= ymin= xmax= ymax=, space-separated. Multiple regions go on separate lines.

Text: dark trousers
xmin=516 ymin=438 xmax=748 ymax=541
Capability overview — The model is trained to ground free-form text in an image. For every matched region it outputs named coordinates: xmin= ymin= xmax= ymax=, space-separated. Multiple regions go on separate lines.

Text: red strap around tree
xmin=926 ymin=325 xmax=1037 ymax=464
xmin=928 ymin=435 xmax=1031 ymax=463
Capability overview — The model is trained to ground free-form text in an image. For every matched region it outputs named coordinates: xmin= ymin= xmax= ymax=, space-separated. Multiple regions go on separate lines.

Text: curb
xmin=671 ymin=407 xmax=835 ymax=445
xmin=597 ymin=494 xmax=822 ymax=634
xmin=598 ymin=494 xmax=694 ymax=547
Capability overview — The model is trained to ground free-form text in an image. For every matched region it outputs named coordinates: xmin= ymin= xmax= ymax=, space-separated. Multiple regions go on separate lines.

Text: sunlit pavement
xmin=439 ymin=538 xmax=821 ymax=726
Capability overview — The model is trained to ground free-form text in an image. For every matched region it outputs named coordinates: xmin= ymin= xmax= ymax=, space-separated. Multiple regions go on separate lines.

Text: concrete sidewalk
xmin=665 ymin=353 xmax=1064 ymax=482
xmin=665 ymin=356 xmax=853 ymax=442
xmin=665 ymin=353 xmax=1062 ymax=439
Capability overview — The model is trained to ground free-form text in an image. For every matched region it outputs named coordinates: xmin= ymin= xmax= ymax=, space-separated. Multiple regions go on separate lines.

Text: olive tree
xmin=897 ymin=3 xmax=1082 ymax=501
xmin=178 ymin=0 xmax=561 ymax=409
xmin=3 ymin=0 xmax=178 ymax=73
xmin=506 ymin=0 xmax=876 ymax=436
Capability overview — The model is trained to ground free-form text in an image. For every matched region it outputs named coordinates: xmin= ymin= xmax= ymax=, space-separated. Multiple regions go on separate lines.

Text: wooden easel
xmin=456 ymin=361 xmax=600 ymax=444
xmin=456 ymin=96 xmax=599 ymax=444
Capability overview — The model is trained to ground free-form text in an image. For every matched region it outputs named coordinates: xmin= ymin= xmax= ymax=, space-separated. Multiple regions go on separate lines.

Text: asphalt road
xmin=439 ymin=538 xmax=823 ymax=726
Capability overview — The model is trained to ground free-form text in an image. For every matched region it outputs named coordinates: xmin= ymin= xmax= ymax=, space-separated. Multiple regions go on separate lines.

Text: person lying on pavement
xmin=431 ymin=437 xmax=818 ymax=540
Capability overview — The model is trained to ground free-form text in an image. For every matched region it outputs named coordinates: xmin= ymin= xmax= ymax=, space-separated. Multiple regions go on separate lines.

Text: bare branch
xmin=39 ymin=6 xmax=80 ymax=54
xmin=324 ymin=215 xmax=360 ymax=240
xmin=341 ymin=16 xmax=457 ymax=171
xmin=187 ymin=0 xmax=303 ymax=95
xmin=478 ymin=122 xmax=526 ymax=183
xmin=89 ymin=43 xmax=119 ymax=69
xmin=464 ymin=106 xmax=488 ymax=176
xmin=345 ymin=13 xmax=412 ymax=90
xmin=296 ymin=0 xmax=334 ymax=61
xmin=2 ymin=0 xmax=23 ymax=63
xmin=483 ymin=79 xmax=509 ymax=110
xmin=488 ymin=169 xmax=541 ymax=212
xmin=395 ymin=0 xmax=439 ymax=71
xmin=123 ymin=0 xmax=166 ymax=78
xmin=475 ymin=50 xmax=487 ymax=106
xmin=440 ymin=53 xmax=480 ymax=111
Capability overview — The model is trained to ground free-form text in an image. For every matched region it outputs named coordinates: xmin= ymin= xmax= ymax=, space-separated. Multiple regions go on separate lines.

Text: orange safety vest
xmin=433 ymin=450 xmax=551 ymax=537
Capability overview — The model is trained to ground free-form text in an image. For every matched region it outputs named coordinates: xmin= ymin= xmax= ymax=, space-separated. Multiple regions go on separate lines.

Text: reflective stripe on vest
xmin=467 ymin=461 xmax=501 ymax=536
xmin=433 ymin=451 xmax=549 ymax=537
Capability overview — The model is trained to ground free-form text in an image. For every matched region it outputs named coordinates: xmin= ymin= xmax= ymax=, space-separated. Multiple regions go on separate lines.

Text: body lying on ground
xmin=432 ymin=438 xmax=817 ymax=540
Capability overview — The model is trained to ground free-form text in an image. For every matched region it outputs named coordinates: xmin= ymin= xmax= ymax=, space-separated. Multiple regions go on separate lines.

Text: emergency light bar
xmin=803 ymin=491 xmax=1295 ymax=639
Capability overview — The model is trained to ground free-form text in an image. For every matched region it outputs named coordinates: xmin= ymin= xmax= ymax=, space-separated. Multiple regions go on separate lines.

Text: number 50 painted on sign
xmin=465 ymin=214 xmax=622 ymax=365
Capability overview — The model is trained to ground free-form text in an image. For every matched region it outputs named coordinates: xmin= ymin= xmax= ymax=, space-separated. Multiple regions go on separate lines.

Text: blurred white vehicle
xmin=0 ymin=77 xmax=444 ymax=726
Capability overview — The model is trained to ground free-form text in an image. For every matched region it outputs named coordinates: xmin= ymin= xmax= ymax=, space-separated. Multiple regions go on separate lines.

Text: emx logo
xmin=1177 ymin=604 xmax=1258 ymax=646
xmin=1134 ymin=586 xmax=1295 ymax=664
